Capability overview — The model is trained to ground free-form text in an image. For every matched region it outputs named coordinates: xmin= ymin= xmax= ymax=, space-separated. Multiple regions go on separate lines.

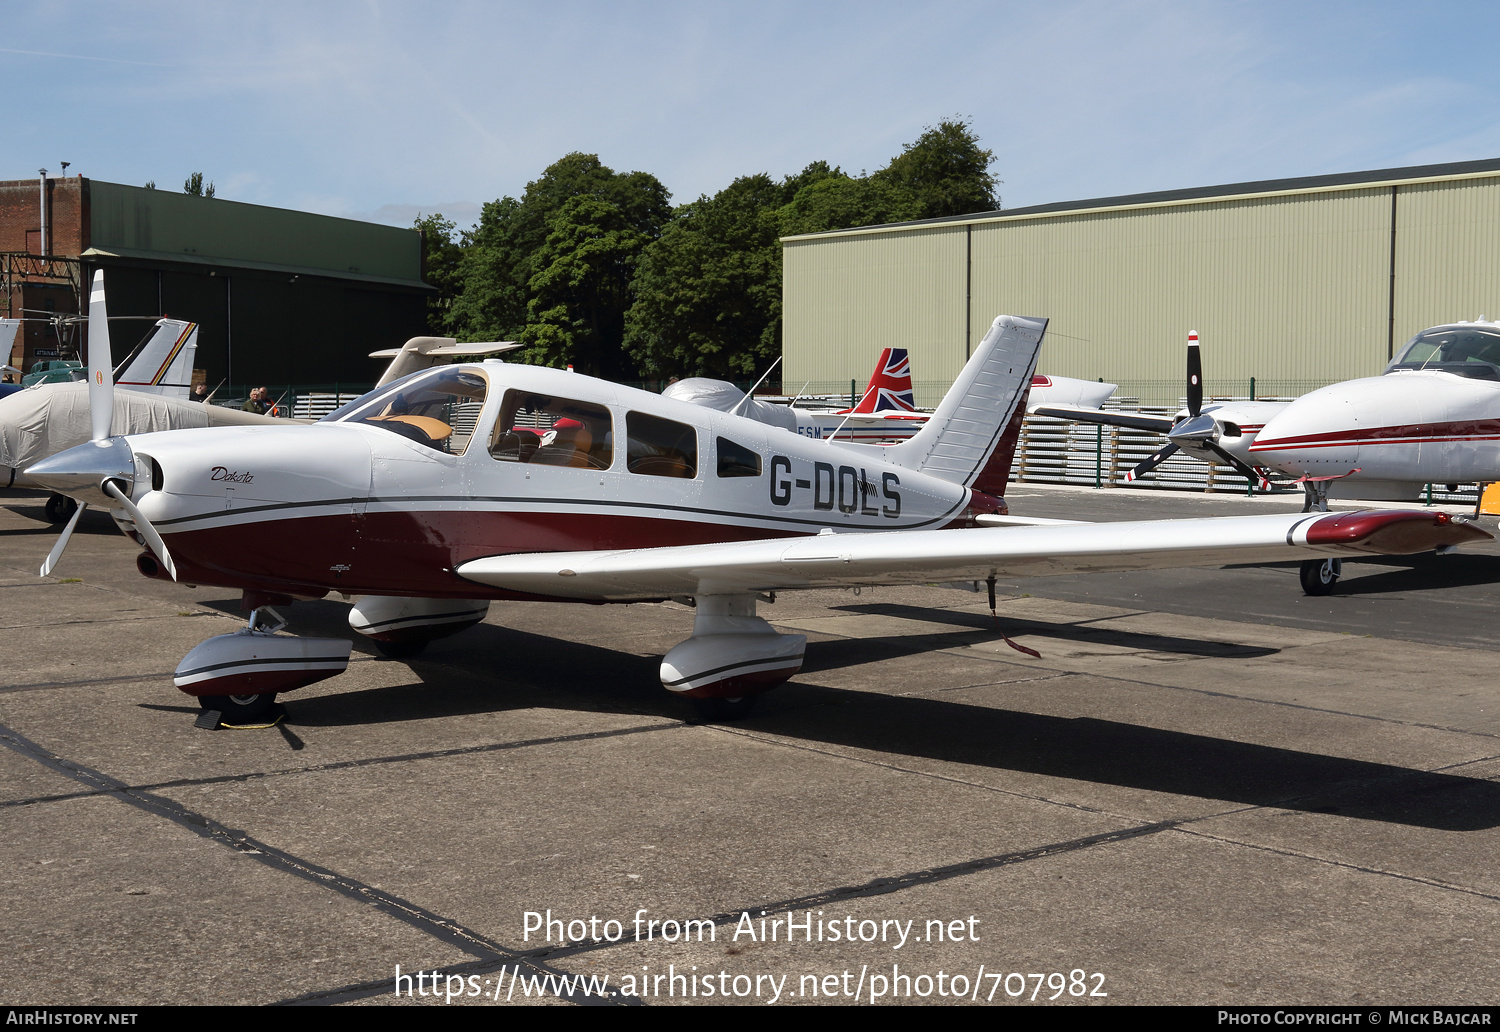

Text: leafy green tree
xmin=445 ymin=196 xmax=530 ymax=343
xmin=414 ymin=213 xmax=464 ymax=335
xmin=874 ymin=118 xmax=998 ymax=218
xmin=183 ymin=172 xmax=215 ymax=198
xmin=777 ymin=173 xmax=924 ymax=237
xmin=625 ymin=173 xmax=794 ymax=380
xmin=521 ymin=193 xmax=653 ymax=378
xmin=447 ymin=153 xmax=670 ymax=376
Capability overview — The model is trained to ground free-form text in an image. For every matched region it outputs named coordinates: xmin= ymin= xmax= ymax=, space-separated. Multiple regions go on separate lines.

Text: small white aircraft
xmin=26 ymin=273 xmax=1487 ymax=728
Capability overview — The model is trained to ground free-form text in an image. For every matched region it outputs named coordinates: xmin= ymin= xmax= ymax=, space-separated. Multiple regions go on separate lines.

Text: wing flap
xmin=455 ymin=510 xmax=1488 ymax=601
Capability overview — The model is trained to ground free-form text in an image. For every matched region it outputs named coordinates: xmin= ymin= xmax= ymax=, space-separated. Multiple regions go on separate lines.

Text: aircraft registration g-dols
xmin=27 ymin=273 xmax=1492 ymax=728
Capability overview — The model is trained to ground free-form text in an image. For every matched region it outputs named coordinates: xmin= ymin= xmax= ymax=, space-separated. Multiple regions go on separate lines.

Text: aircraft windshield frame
xmin=1385 ymin=327 xmax=1500 ymax=381
xmin=326 ymin=367 xmax=490 ymax=454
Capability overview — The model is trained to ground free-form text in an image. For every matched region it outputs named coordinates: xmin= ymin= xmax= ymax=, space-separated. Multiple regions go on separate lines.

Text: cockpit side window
xmin=331 ymin=368 xmax=488 ymax=454
xmin=488 ymin=390 xmax=614 ymax=469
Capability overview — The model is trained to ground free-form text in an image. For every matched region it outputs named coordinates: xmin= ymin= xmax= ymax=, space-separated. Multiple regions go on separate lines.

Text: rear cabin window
xmin=716 ymin=437 xmax=761 ymax=478
xmin=627 ymin=412 xmax=697 ymax=478
xmin=489 ymin=391 xmax=613 ymax=469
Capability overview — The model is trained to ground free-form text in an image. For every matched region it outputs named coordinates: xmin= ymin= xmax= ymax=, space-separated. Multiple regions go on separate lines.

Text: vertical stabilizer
xmin=849 ymin=348 xmax=916 ymax=413
xmin=880 ymin=315 xmax=1045 ymax=494
xmin=115 ymin=320 xmax=198 ymax=398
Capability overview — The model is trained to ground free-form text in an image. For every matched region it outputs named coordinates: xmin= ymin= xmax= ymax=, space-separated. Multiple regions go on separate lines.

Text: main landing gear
xmin=347 ymin=596 xmax=491 ymax=658
xmin=661 ymin=594 xmax=806 ymax=722
xmin=176 ymin=607 xmax=352 ymax=730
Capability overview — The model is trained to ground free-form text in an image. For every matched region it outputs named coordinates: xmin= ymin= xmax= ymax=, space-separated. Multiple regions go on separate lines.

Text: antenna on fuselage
xmin=729 ymin=356 xmax=783 ymax=416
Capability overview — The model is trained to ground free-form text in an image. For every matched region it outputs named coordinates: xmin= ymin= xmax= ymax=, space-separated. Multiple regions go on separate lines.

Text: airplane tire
xmin=1299 ymin=558 xmax=1341 ymax=596
xmin=44 ymin=494 xmax=77 ymax=524
xmin=690 ymin=696 xmax=757 ymax=722
xmin=374 ymin=638 xmax=428 ymax=659
xmin=200 ymin=692 xmax=281 ymax=728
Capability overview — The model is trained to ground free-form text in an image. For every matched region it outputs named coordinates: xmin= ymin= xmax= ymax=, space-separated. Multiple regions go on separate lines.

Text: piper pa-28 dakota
xmin=26 ymin=273 xmax=1489 ymax=727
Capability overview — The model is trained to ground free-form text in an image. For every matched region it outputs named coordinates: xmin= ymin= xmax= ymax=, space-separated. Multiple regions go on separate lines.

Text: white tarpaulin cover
xmin=0 ymin=381 xmax=285 ymax=471
xmin=661 ymin=378 xmax=797 ymax=432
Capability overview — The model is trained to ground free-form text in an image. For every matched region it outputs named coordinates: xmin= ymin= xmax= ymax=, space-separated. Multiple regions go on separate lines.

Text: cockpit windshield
xmin=1385 ymin=327 xmax=1500 ymax=381
xmin=325 ymin=367 xmax=489 ymax=454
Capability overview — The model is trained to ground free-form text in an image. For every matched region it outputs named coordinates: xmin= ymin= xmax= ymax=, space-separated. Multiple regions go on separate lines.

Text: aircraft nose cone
xmin=26 ymin=437 xmax=135 ymax=507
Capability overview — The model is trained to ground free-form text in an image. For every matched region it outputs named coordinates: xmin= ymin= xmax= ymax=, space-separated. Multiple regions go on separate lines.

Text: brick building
xmin=1 ymin=175 xmax=429 ymax=387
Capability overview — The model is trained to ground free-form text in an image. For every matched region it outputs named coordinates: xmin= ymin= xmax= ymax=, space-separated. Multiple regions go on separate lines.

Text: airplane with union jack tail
xmin=793 ymin=347 xmax=1117 ymax=444
xmin=24 ymin=273 xmax=1488 ymax=728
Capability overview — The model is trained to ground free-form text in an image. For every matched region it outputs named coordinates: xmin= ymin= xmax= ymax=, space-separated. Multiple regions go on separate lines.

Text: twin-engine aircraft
xmin=25 ymin=273 xmax=1489 ymax=728
xmin=1041 ymin=325 xmax=1500 ymax=517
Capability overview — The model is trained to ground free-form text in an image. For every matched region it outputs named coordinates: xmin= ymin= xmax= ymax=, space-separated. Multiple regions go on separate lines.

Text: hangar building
xmin=781 ymin=157 xmax=1500 ymax=404
xmin=1 ymin=176 xmax=428 ymax=387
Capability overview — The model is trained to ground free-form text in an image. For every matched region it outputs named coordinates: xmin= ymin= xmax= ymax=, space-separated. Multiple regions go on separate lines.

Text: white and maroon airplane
xmin=25 ymin=273 xmax=1488 ymax=728
xmin=1249 ymin=321 xmax=1500 ymax=504
xmin=1041 ymin=324 xmax=1500 ymax=518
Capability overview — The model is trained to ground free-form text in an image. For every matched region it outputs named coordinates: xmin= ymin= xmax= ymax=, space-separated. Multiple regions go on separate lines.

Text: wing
xmin=1031 ymin=405 xmax=1177 ymax=433
xmin=456 ymin=510 xmax=1487 ymax=601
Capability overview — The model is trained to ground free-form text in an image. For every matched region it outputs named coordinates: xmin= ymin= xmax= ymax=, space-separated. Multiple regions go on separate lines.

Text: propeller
xmin=1123 ymin=331 xmax=1270 ymax=490
xmin=30 ymin=270 xmax=177 ymax=580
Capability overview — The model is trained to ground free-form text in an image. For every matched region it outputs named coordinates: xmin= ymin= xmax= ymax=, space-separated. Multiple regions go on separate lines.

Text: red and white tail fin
xmin=849 ymin=348 xmax=916 ymax=413
xmin=882 ymin=316 xmax=1045 ymax=496
xmin=114 ymin=319 xmax=198 ymax=397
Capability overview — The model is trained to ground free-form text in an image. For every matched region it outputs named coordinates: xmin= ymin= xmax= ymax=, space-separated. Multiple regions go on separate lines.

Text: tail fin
xmin=371 ymin=336 xmax=522 ymax=387
xmin=114 ymin=319 xmax=198 ymax=397
xmin=849 ymin=348 xmax=915 ymax=413
xmin=882 ymin=316 xmax=1045 ymax=495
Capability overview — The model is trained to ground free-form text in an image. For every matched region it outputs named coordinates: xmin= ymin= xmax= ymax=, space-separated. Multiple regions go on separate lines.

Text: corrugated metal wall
xmin=784 ymin=171 xmax=1500 ymax=393
xmin=1393 ymin=177 xmax=1500 ymax=351
xmin=782 ymin=225 xmax=966 ymax=384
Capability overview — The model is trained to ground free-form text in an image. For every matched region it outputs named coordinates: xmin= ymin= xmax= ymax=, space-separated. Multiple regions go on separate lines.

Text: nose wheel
xmin=1299 ymin=558 xmax=1341 ymax=596
xmin=195 ymin=692 xmax=284 ymax=729
xmin=44 ymin=494 xmax=78 ymax=524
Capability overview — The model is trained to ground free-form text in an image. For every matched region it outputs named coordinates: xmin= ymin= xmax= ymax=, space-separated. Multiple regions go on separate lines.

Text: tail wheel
xmin=198 ymin=692 xmax=282 ymax=728
xmin=1299 ymin=558 xmax=1341 ymax=596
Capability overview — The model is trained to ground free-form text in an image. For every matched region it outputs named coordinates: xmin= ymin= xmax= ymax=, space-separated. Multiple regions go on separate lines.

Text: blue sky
xmin=7 ymin=1 xmax=1500 ymax=230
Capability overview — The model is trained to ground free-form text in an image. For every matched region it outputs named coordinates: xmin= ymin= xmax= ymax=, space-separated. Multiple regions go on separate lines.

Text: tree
xmin=874 ymin=118 xmax=998 ymax=218
xmin=183 ymin=172 xmax=215 ymax=198
xmin=625 ymin=172 xmax=798 ymax=380
xmin=414 ymin=213 xmax=464 ymax=335
xmin=447 ymin=153 xmax=670 ymax=376
xmin=522 ymin=194 xmax=653 ymax=379
xmin=777 ymin=173 xmax=924 ymax=237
